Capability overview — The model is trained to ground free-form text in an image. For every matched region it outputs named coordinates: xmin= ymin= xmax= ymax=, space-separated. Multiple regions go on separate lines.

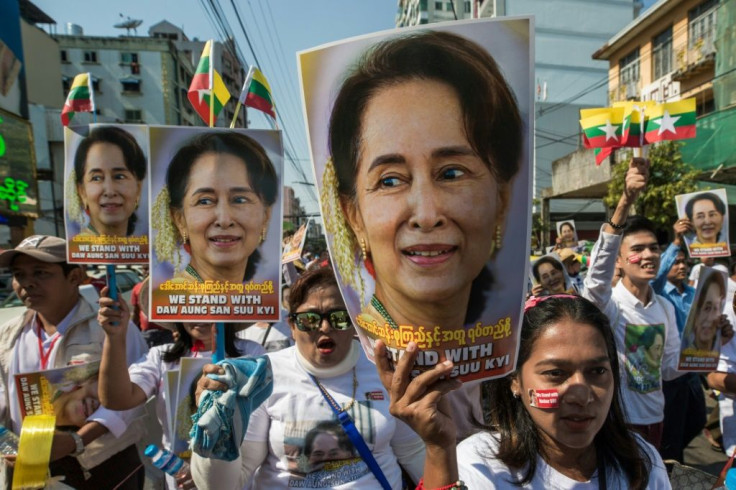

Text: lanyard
xmin=36 ymin=318 xmax=60 ymax=370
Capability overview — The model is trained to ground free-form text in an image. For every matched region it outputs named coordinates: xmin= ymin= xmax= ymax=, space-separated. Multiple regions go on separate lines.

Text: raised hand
xmin=97 ymin=286 xmax=130 ymax=336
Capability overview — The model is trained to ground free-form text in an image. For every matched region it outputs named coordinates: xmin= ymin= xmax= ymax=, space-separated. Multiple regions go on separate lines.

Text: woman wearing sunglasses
xmin=190 ymin=267 xmax=425 ymax=489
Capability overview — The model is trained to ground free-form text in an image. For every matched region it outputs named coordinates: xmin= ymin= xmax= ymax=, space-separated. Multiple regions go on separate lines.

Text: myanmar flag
xmin=61 ymin=73 xmax=94 ymax=126
xmin=240 ymin=66 xmax=276 ymax=121
xmin=187 ymin=40 xmax=231 ymax=126
xmin=579 ymin=107 xmax=625 ymax=149
xmin=594 ymin=147 xmax=613 ymax=166
xmin=644 ymin=98 xmax=696 ymax=143
xmin=613 ymin=100 xmax=658 ymax=147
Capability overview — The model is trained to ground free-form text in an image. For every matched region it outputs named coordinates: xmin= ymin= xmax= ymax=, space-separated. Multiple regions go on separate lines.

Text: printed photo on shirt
xmin=678 ymin=267 xmax=725 ymax=371
xmin=624 ymin=324 xmax=665 ymax=394
xmin=281 ymin=402 xmax=375 ymax=487
xmin=675 ymin=188 xmax=730 ymax=259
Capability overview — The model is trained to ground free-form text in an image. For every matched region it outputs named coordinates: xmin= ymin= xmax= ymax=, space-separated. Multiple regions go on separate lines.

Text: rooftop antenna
xmin=114 ymin=14 xmax=143 ymax=36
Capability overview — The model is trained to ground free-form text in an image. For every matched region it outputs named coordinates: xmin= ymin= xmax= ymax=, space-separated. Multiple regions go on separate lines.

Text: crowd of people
xmin=0 ymin=158 xmax=733 ymax=490
xmin=2 ymin=27 xmax=734 ymax=490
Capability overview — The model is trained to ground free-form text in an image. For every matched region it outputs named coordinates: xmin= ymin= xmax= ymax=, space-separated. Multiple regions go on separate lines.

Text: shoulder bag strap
xmin=309 ymin=374 xmax=392 ymax=490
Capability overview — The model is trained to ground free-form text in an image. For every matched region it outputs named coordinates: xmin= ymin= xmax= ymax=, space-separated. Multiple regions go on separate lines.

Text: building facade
xmin=593 ymin=0 xmax=735 ymax=182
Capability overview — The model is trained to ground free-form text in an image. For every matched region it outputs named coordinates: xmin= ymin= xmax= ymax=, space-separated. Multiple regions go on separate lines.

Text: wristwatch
xmin=68 ymin=431 xmax=85 ymax=456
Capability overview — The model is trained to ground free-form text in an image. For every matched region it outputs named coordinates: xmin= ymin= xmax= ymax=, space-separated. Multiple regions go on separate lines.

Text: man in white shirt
xmin=0 ymin=236 xmax=148 ymax=489
xmin=583 ymin=158 xmax=685 ymax=449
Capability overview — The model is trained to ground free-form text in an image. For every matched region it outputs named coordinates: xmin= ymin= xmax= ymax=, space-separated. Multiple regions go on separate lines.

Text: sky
xmin=32 ymin=0 xmax=400 ymax=214
xmin=30 ymin=0 xmax=659 ymax=215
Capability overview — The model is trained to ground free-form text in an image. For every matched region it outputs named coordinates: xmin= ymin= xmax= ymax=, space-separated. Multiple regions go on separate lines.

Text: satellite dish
xmin=114 ymin=14 xmax=143 ymax=36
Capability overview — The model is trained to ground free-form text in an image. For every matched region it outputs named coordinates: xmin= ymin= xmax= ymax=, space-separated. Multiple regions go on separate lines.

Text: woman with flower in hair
xmin=320 ymin=30 xmax=523 ymax=438
xmin=151 ymin=131 xmax=278 ymax=284
xmin=67 ymin=126 xmax=146 ymax=237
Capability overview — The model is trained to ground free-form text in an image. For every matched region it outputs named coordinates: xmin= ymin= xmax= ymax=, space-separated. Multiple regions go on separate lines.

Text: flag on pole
xmin=644 ymin=98 xmax=697 ymax=143
xmin=61 ymin=73 xmax=95 ymax=126
xmin=187 ymin=40 xmax=231 ymax=126
xmin=240 ymin=66 xmax=276 ymax=121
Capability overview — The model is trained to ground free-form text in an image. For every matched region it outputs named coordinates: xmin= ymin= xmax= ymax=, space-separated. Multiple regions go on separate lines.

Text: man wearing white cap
xmin=0 ymin=235 xmax=148 ymax=489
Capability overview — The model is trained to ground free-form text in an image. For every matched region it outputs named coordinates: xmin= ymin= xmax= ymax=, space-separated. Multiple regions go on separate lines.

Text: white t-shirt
xmin=583 ymin=228 xmax=683 ymax=425
xmin=191 ymin=342 xmax=424 ymax=489
xmin=128 ymin=339 xmax=264 ymax=450
xmin=456 ymin=431 xmax=670 ymax=489
xmin=237 ymin=314 xmax=294 ymax=353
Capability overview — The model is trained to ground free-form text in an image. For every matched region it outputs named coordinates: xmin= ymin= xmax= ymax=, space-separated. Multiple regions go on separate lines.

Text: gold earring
xmin=135 ymin=198 xmax=140 ymax=210
xmin=360 ymin=237 xmax=368 ymax=261
xmin=260 ymin=227 xmax=266 ymax=244
xmin=489 ymin=226 xmax=503 ymax=256
xmin=182 ymin=231 xmax=188 ymax=244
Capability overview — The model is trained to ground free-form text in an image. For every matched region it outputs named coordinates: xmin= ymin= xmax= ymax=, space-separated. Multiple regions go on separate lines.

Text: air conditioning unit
xmin=625 ymin=83 xmax=639 ymax=100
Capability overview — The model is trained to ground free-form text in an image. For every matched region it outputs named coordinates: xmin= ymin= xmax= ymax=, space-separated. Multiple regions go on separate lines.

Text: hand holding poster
xmin=64 ymin=124 xmax=150 ymax=264
xmin=678 ymin=267 xmax=727 ymax=370
xmin=299 ymin=18 xmax=533 ymax=382
xmin=149 ymin=127 xmax=283 ymax=322
xmin=675 ymin=188 xmax=730 ymax=258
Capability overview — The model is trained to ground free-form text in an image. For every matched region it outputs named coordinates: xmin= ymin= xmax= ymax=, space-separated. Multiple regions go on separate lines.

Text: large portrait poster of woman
xmin=148 ymin=126 xmax=283 ymax=322
xmin=299 ymin=18 xmax=533 ymax=382
xmin=675 ymin=188 xmax=730 ymax=259
xmin=64 ymin=124 xmax=150 ymax=264
xmin=678 ymin=266 xmax=726 ymax=371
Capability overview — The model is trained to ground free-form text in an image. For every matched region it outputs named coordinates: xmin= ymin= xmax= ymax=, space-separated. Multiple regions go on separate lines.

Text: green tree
xmin=604 ymin=141 xmax=700 ymax=233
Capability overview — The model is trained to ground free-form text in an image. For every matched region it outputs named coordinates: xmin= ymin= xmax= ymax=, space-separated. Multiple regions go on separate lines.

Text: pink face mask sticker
xmin=627 ymin=254 xmax=641 ymax=264
xmin=529 ymin=389 xmax=559 ymax=409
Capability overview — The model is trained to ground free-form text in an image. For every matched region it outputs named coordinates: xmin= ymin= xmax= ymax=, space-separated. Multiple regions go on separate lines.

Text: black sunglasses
xmin=290 ymin=310 xmax=352 ymax=331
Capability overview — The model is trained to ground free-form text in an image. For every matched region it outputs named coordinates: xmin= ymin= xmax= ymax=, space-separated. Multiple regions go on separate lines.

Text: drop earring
xmin=260 ymin=227 xmax=267 ymax=244
xmin=489 ymin=226 xmax=503 ymax=256
xmin=360 ymin=237 xmax=368 ymax=261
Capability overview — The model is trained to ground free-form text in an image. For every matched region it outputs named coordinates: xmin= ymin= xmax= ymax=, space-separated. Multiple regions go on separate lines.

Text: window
xmin=61 ymin=76 xmax=70 ymax=96
xmin=121 ymin=79 xmax=141 ymax=94
xmin=83 ymin=51 xmax=97 ymax=63
xmin=91 ymin=77 xmax=100 ymax=93
xmin=619 ymin=49 xmax=640 ymax=86
xmin=435 ymin=1 xmax=443 ymax=10
xmin=652 ymin=27 xmax=673 ymax=80
xmin=419 ymin=0 xmax=428 ymax=9
xmin=60 ymin=50 xmax=68 ymax=63
xmin=464 ymin=1 xmax=471 ymax=13
xmin=688 ymin=0 xmax=718 ymax=50
xmin=120 ymin=52 xmax=138 ymax=64
xmin=124 ymin=109 xmax=143 ymax=123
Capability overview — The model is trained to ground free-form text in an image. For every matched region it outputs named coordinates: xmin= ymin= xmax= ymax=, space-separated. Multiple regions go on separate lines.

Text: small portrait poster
xmin=676 ymin=188 xmax=730 ymax=258
xmin=299 ymin=17 xmax=533 ymax=382
xmin=282 ymin=219 xmax=311 ymax=264
xmin=556 ymin=220 xmax=578 ymax=249
xmin=63 ymin=124 xmax=150 ymax=264
xmin=678 ymin=267 xmax=726 ymax=371
xmin=149 ymin=126 xmax=283 ymax=322
xmin=15 ymin=361 xmax=100 ymax=424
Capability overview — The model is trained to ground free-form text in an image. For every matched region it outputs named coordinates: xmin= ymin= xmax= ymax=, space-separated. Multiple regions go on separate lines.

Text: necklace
xmin=186 ymin=264 xmax=204 ymax=282
xmin=371 ymin=295 xmax=399 ymax=330
xmin=310 ymin=367 xmax=358 ymax=412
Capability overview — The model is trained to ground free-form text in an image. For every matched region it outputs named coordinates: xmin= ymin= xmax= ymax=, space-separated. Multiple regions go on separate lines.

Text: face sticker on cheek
xmin=627 ymin=254 xmax=641 ymax=264
xmin=528 ymin=388 xmax=559 ymax=409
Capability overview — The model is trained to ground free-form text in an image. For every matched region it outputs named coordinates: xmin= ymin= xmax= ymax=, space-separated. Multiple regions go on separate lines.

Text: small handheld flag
xmin=61 ymin=73 xmax=95 ymax=126
xmin=187 ymin=40 xmax=231 ymax=126
xmin=231 ymin=66 xmax=277 ymax=128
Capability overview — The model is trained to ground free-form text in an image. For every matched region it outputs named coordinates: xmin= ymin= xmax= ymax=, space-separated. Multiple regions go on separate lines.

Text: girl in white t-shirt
xmin=377 ymin=294 xmax=670 ymax=489
xmin=95 ymin=289 xmax=264 ymax=489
